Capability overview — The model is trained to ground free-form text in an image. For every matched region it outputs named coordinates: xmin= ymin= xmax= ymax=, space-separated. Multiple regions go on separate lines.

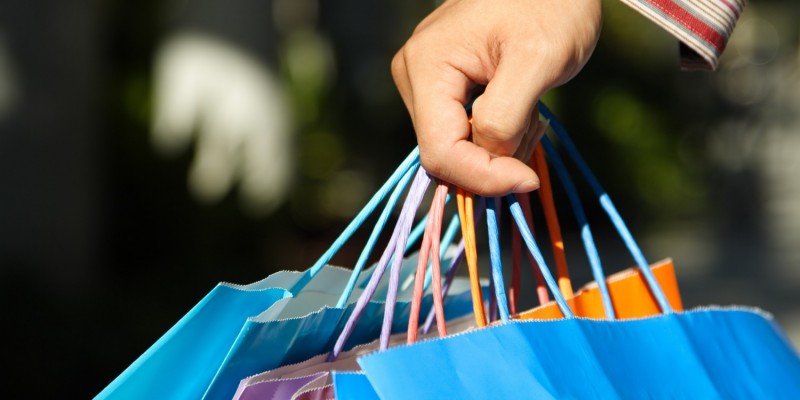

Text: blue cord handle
xmin=486 ymin=197 xmax=511 ymax=322
xmin=508 ymin=194 xmax=574 ymax=318
xmin=330 ymin=168 xmax=430 ymax=360
xmin=539 ymin=102 xmax=672 ymax=313
xmin=291 ymin=147 xmax=420 ymax=295
xmin=540 ymin=136 xmax=615 ymax=319
xmin=335 ymin=161 xmax=420 ymax=308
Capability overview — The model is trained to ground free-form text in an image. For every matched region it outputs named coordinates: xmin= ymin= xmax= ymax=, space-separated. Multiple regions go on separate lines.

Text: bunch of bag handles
xmin=287 ymin=101 xmax=673 ymax=362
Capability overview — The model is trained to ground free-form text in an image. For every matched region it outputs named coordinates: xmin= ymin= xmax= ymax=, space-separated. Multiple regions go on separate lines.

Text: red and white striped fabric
xmin=620 ymin=0 xmax=748 ymax=70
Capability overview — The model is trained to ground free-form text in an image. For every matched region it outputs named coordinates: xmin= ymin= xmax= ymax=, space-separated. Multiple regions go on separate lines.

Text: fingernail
xmin=513 ymin=180 xmax=540 ymax=193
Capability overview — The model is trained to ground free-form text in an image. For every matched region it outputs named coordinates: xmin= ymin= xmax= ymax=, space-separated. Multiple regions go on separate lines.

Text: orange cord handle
xmin=532 ymin=143 xmax=574 ymax=298
xmin=456 ymin=188 xmax=487 ymax=328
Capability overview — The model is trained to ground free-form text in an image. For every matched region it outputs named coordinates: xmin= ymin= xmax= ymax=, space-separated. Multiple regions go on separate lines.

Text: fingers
xmin=391 ymin=50 xmax=414 ymax=121
xmin=513 ymin=105 xmax=547 ymax=162
xmin=393 ymin=0 xmax=459 ymax=120
xmin=470 ymin=47 xmax=552 ymax=158
xmin=406 ymin=65 xmax=539 ymax=196
xmin=423 ymin=140 xmax=540 ymax=196
xmin=392 ymin=1 xmax=560 ymax=196
xmin=513 ymin=115 xmax=539 ymax=164
xmin=393 ymin=41 xmax=543 ymax=195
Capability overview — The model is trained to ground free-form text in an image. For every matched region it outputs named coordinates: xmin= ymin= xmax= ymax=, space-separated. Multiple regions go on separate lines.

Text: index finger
xmin=408 ymin=64 xmax=540 ymax=196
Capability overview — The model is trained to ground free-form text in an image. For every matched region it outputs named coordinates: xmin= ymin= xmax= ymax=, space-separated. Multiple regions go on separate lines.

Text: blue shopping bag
xmin=341 ymin=105 xmax=800 ymax=399
xmin=203 ymin=253 xmax=476 ymax=399
xmin=332 ymin=372 xmax=379 ymax=400
xmin=352 ymin=188 xmax=800 ymax=398
xmin=96 ymin=281 xmax=291 ymax=399
xmin=201 ymin=164 xmax=479 ymax=399
xmin=96 ymin=149 xmax=476 ymax=400
xmin=357 ymin=308 xmax=800 ymax=399
xmin=231 ymin=172 xmax=485 ymax=400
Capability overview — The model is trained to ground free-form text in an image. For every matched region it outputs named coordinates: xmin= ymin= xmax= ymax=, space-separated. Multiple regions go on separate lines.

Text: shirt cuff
xmin=618 ymin=0 xmax=748 ymax=71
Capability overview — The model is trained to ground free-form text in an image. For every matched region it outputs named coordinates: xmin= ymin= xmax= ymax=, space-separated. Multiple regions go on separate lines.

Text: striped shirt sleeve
xmin=618 ymin=0 xmax=748 ymax=71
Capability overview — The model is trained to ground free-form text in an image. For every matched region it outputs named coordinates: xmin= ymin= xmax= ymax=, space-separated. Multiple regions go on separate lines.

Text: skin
xmin=392 ymin=0 xmax=602 ymax=196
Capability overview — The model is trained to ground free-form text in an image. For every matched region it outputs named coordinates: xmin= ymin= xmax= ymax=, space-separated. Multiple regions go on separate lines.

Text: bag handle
xmin=421 ymin=198 xmax=484 ymax=335
xmin=532 ymin=143 xmax=574 ymax=298
xmin=486 ymin=197 xmax=511 ymax=323
xmin=540 ymin=101 xmax=672 ymax=314
xmin=507 ymin=194 xmax=575 ymax=318
xmin=457 ymin=188 xmax=489 ymax=328
xmin=407 ymin=182 xmax=449 ymax=343
xmin=485 ymin=192 xmax=576 ymax=321
xmin=510 ymin=223 xmax=522 ymax=314
xmin=418 ymin=213 xmax=461 ymax=290
xmin=291 ymin=148 xmax=420 ymax=295
xmin=334 ymin=160 xmax=419 ymax=308
xmin=398 ymin=198 xmax=458 ymax=293
xmin=508 ymin=142 xmax=572 ymax=314
xmin=329 ymin=168 xmax=431 ymax=360
xmin=538 ymin=135 xmax=616 ymax=319
xmin=510 ymin=191 xmax=551 ymax=309
xmin=422 ymin=238 xmax=464 ymax=334
xmin=379 ymin=170 xmax=432 ymax=350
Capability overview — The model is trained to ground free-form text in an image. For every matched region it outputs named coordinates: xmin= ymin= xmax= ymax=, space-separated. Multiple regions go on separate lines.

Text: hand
xmin=152 ymin=33 xmax=293 ymax=215
xmin=392 ymin=0 xmax=602 ymax=196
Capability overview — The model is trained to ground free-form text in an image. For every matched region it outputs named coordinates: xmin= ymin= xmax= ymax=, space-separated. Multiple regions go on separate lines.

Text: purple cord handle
xmin=329 ymin=169 xmax=431 ymax=360
xmin=379 ymin=170 xmax=432 ymax=349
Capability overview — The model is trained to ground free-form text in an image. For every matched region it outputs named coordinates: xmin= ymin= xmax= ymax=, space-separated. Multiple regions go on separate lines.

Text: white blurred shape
xmin=152 ymin=32 xmax=293 ymax=215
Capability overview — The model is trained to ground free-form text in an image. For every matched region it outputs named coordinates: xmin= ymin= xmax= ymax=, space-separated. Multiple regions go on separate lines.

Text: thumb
xmin=470 ymin=50 xmax=550 ymax=158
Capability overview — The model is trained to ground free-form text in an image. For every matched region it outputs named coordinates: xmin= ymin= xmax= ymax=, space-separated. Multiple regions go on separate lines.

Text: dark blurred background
xmin=0 ymin=0 xmax=798 ymax=397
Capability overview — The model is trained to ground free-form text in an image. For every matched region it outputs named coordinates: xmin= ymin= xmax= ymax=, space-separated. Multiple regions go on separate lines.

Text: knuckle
xmin=390 ymin=50 xmax=406 ymax=78
xmin=472 ymin=117 xmax=517 ymax=141
xmin=401 ymin=37 xmax=430 ymax=63
xmin=473 ymin=181 xmax=495 ymax=197
xmin=419 ymin=147 xmax=450 ymax=182
xmin=471 ymin=117 xmax=521 ymax=155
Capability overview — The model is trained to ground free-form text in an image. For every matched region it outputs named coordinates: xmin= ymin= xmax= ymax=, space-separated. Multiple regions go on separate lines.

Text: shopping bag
xmin=236 ymin=372 xmax=328 ymax=400
xmin=233 ymin=313 xmax=478 ymax=400
xmin=358 ymin=308 xmax=800 ymax=399
xmin=354 ymin=192 xmax=800 ymax=398
xmin=332 ymin=372 xmax=379 ymax=400
xmin=344 ymin=105 xmax=800 ymax=398
xmin=508 ymin=137 xmax=683 ymax=320
xmin=517 ymin=258 xmax=683 ymax=320
xmin=202 ymin=257 xmax=475 ymax=399
xmin=94 ymin=278 xmax=292 ymax=399
xmin=231 ymin=174 xmax=483 ymax=400
xmin=202 ymin=166 xmax=480 ymax=399
xmin=97 ymin=150 xmax=477 ymax=400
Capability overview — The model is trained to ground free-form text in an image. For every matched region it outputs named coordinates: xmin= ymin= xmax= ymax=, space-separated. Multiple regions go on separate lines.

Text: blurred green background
xmin=0 ymin=0 xmax=798 ymax=397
